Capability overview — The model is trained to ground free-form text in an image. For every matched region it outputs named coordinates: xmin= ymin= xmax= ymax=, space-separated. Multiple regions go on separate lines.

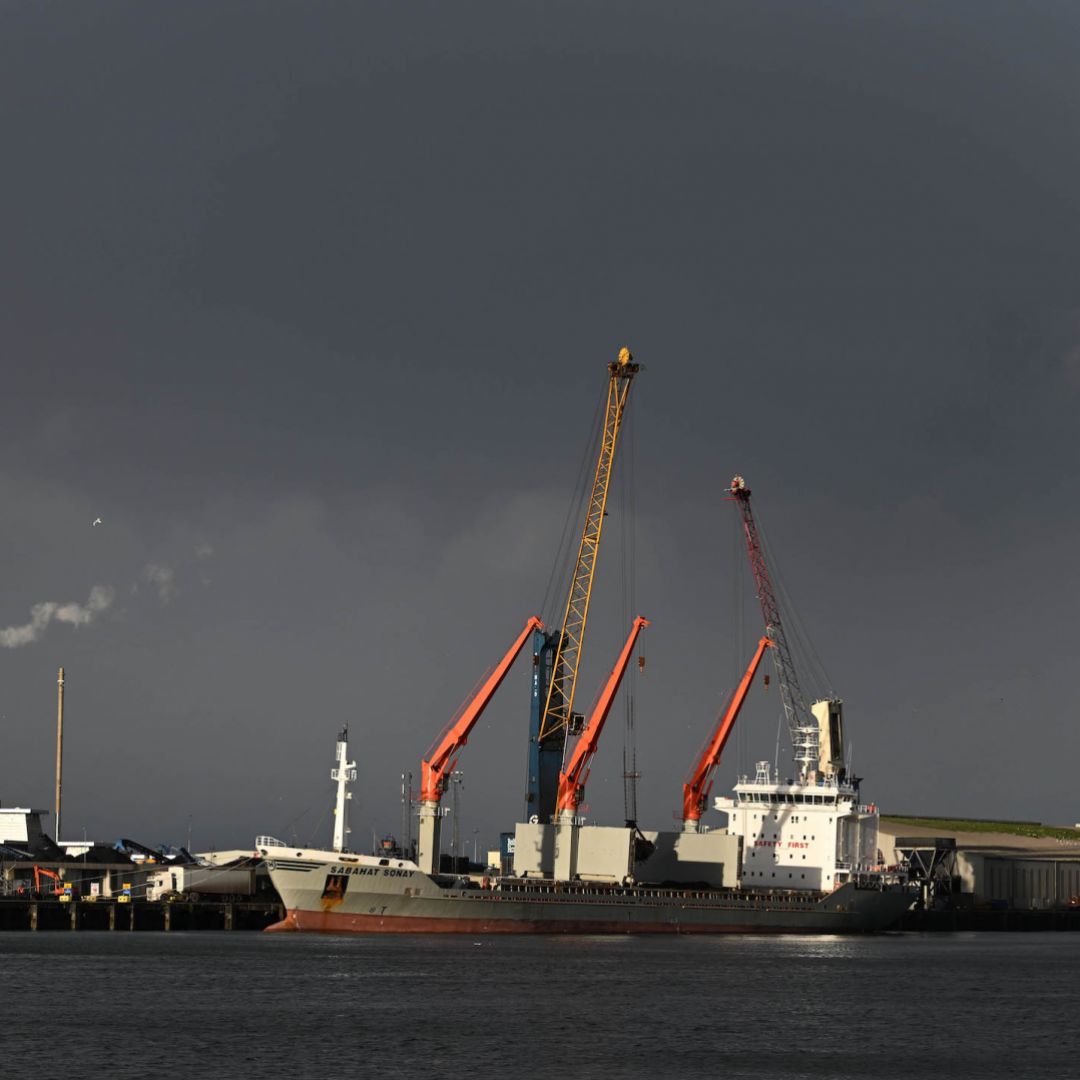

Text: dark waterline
xmin=2 ymin=932 xmax=1075 ymax=1079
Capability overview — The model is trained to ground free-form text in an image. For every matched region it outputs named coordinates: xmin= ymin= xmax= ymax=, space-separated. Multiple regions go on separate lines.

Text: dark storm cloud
xmin=1 ymin=1 xmax=1078 ymax=847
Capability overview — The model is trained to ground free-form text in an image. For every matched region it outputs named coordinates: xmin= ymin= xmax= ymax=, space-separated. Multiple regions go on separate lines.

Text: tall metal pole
xmin=450 ymin=771 xmax=463 ymax=864
xmin=401 ymin=770 xmax=413 ymax=858
xmin=55 ymin=667 xmax=65 ymax=843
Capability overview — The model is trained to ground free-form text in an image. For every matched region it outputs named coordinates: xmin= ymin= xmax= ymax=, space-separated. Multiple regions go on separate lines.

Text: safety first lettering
xmin=754 ymin=840 xmax=810 ymax=849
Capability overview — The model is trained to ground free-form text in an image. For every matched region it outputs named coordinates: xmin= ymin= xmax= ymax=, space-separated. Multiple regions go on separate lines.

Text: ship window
xmin=801 ymin=874 xmax=805 ymax=879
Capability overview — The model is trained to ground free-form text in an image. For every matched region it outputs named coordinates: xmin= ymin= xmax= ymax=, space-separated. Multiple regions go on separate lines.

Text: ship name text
xmin=330 ymin=865 xmax=415 ymax=878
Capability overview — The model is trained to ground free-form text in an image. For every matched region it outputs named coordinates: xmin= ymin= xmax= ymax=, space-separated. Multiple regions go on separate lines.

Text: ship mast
xmin=331 ymin=727 xmax=357 ymax=853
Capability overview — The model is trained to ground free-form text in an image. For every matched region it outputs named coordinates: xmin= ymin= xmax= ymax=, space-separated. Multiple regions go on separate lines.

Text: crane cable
xmin=522 ymin=382 xmax=605 ymax=810
xmin=539 ymin=356 xmax=638 ymax=744
xmin=539 ymin=389 xmax=606 ymax=629
xmin=620 ymin=403 xmax=639 ymax=826
xmin=732 ymin=504 xmax=746 ymax=780
xmin=754 ymin=512 xmax=834 ymax=702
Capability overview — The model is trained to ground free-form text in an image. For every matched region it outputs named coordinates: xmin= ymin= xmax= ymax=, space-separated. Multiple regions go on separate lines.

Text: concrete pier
xmin=896 ymin=907 xmax=1080 ymax=932
xmin=0 ymin=898 xmax=283 ymax=932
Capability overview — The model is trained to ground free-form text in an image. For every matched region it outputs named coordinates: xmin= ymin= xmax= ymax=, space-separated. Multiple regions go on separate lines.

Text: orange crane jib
xmin=682 ymin=636 xmax=775 ymax=824
xmin=420 ymin=616 xmax=544 ymax=804
xmin=556 ymin=616 xmax=650 ymax=815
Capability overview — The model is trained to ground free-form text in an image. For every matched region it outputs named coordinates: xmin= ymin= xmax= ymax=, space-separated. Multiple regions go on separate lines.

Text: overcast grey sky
xmin=2 ymin=1 xmax=1079 ymax=850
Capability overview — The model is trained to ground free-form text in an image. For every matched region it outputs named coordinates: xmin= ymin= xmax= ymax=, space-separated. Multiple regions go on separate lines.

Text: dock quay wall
xmin=0 ymin=898 xmax=284 ymax=931
xmin=896 ymin=907 xmax=1080 ymax=932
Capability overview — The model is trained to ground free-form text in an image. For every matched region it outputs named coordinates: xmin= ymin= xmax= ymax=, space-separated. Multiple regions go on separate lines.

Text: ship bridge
xmin=714 ymin=761 xmax=880 ymax=891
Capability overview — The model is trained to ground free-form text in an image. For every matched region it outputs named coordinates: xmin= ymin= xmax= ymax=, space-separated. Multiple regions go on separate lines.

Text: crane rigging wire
xmin=620 ymin=402 xmax=640 ymax=826
xmin=539 ymin=388 xmax=606 ymax=629
xmin=753 ymin=512 xmax=834 ymax=702
xmin=530 ymin=349 xmax=640 ymax=823
xmin=730 ymin=486 xmax=834 ymax=778
xmin=539 ymin=352 xmax=639 ymax=747
xmin=523 ymin=385 xmax=606 ymax=816
xmin=558 ymin=398 xmax=641 ymax=792
xmin=732 ymin=503 xmax=747 ymax=780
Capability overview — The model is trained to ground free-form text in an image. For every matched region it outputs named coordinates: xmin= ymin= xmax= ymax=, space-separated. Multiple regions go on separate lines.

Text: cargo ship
xmin=258 ymin=842 xmax=910 ymax=934
xmin=258 ymin=723 xmax=912 ymax=935
xmin=259 ymin=356 xmax=913 ymax=933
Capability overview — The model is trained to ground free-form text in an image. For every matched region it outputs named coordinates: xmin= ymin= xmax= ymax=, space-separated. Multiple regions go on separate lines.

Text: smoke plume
xmin=142 ymin=563 xmax=177 ymax=603
xmin=0 ymin=585 xmax=115 ymax=648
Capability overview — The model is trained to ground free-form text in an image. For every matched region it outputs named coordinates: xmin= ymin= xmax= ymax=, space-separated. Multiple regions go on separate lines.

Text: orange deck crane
xmin=681 ymin=636 xmax=775 ymax=831
xmin=555 ymin=616 xmax=650 ymax=822
xmin=416 ymin=616 xmax=544 ymax=874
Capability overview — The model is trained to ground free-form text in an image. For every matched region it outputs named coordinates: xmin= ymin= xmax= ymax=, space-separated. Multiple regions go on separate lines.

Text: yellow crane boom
xmin=538 ymin=347 xmax=639 ymax=742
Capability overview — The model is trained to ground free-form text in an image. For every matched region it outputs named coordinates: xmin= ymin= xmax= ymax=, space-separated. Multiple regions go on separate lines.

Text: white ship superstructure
xmin=715 ymin=759 xmax=880 ymax=891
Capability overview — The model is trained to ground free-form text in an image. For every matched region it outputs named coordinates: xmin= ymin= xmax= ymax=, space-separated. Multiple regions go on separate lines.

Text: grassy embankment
xmin=882 ymin=815 xmax=1080 ymax=842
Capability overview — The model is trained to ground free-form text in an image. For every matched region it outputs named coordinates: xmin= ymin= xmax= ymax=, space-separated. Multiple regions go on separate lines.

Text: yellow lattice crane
xmin=538 ymin=347 xmax=640 ymax=746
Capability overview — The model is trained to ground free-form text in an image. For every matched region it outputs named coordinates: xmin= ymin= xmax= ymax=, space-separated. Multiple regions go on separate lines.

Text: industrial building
xmin=881 ymin=820 xmax=1080 ymax=913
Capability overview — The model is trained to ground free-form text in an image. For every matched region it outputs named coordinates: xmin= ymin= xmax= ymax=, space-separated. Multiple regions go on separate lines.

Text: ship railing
xmin=255 ymin=836 xmax=288 ymax=849
xmin=484 ymin=880 xmax=825 ymax=908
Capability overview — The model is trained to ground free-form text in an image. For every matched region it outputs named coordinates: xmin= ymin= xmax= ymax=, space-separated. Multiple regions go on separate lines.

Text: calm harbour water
xmin=2 ymin=931 xmax=1076 ymax=1078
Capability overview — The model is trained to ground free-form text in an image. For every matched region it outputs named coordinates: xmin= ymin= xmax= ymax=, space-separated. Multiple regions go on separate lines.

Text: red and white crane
xmin=416 ymin=616 xmax=543 ymax=874
xmin=728 ymin=475 xmax=821 ymax=781
xmin=681 ymin=635 xmax=774 ymax=831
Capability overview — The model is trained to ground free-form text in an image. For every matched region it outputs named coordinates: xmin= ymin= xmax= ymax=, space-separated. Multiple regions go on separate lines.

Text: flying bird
xmin=92 ymin=518 xmax=102 ymax=527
